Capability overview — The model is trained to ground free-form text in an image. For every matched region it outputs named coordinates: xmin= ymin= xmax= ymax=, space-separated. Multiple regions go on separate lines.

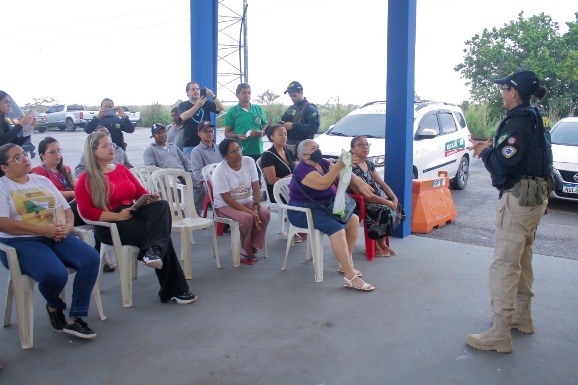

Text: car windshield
xmin=327 ymin=113 xmax=386 ymax=138
xmin=551 ymin=121 xmax=578 ymax=146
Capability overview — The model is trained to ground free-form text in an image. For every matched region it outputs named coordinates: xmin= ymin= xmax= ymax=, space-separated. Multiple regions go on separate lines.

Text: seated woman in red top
xmin=75 ymin=132 xmax=196 ymax=304
xmin=32 ymin=137 xmax=116 ymax=272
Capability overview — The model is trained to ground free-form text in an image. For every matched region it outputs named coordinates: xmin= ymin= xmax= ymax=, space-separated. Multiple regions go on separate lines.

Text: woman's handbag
xmin=384 ymin=202 xmax=406 ymax=236
xmin=295 ymin=181 xmax=356 ymax=223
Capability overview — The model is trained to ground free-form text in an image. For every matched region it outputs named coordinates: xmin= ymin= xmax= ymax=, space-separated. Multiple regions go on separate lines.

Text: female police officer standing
xmin=466 ymin=70 xmax=551 ymax=354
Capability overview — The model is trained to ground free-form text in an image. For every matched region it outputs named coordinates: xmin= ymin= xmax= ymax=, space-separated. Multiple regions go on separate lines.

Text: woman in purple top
xmin=288 ymin=139 xmax=375 ymax=291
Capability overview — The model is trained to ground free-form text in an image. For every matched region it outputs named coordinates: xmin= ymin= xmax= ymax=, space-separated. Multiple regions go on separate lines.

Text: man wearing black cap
xmin=144 ymin=123 xmax=192 ymax=173
xmin=466 ymin=70 xmax=552 ymax=354
xmin=281 ymin=81 xmax=320 ymax=149
xmin=190 ymin=120 xmax=223 ymax=214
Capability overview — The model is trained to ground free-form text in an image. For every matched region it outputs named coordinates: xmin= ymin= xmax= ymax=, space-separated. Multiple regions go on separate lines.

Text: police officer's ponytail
xmin=533 ymin=86 xmax=548 ymax=101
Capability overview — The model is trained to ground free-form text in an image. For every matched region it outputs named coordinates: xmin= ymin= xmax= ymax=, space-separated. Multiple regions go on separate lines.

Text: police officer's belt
xmin=508 ymin=176 xmax=548 ymax=207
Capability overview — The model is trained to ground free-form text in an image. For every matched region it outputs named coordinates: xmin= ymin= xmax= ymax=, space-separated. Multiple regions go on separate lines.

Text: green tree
xmin=255 ymin=90 xmax=280 ymax=105
xmin=23 ymin=97 xmax=57 ymax=113
xmin=455 ymin=12 xmax=578 ymax=123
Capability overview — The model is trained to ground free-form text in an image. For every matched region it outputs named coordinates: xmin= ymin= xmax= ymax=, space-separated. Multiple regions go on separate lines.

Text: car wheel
xmin=65 ymin=119 xmax=76 ymax=132
xmin=37 ymin=126 xmax=47 ymax=133
xmin=58 ymin=126 xmax=66 ymax=131
xmin=450 ymin=156 xmax=469 ymax=190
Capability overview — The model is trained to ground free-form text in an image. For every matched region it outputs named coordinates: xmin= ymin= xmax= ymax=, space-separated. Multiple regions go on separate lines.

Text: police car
xmin=314 ymin=100 xmax=473 ymax=189
xmin=549 ymin=117 xmax=578 ymax=201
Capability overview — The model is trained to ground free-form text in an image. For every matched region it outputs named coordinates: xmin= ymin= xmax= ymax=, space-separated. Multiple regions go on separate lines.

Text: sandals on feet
xmin=337 ymin=265 xmax=362 ymax=277
xmin=375 ymin=249 xmax=391 ymax=257
xmin=102 ymin=263 xmax=116 ymax=273
xmin=292 ymin=234 xmax=303 ymax=243
xmin=343 ymin=275 xmax=375 ymax=291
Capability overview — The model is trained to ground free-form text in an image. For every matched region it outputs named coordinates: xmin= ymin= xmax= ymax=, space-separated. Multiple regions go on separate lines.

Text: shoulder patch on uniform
xmin=291 ymin=110 xmax=296 ymax=116
xmin=115 ymin=124 xmax=121 ymax=129
xmin=502 ymin=146 xmax=517 ymax=158
xmin=507 ymin=136 xmax=517 ymax=145
xmin=312 ymin=112 xmax=317 ymax=117
xmin=497 ymin=134 xmax=509 ymax=146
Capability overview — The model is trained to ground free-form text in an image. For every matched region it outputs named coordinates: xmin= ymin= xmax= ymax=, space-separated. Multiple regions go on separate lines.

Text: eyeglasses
xmin=45 ymin=148 xmax=63 ymax=154
xmin=354 ymin=143 xmax=371 ymax=148
xmin=500 ymin=86 xmax=511 ymax=91
xmin=228 ymin=147 xmax=242 ymax=155
xmin=95 ymin=143 xmax=115 ymax=150
xmin=6 ymin=152 xmax=30 ymax=165
xmin=200 ymin=129 xmax=214 ymax=135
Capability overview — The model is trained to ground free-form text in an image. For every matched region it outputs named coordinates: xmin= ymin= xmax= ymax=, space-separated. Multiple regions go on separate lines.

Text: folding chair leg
xmin=117 ymin=250 xmax=134 ymax=308
xmin=212 ymin=225 xmax=221 ymax=269
xmin=181 ymin=230 xmax=193 ymax=280
xmin=231 ymin=224 xmax=241 ymax=267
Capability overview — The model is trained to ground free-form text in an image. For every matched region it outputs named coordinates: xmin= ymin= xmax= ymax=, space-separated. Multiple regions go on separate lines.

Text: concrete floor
xmin=1 ymin=215 xmax=577 ymax=385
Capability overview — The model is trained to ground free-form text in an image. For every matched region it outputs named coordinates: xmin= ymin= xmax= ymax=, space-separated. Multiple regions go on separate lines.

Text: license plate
xmin=562 ymin=183 xmax=578 ymax=194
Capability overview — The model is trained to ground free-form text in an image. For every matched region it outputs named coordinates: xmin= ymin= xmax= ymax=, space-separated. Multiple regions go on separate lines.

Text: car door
xmin=413 ymin=110 xmax=443 ymax=179
xmin=437 ymin=109 xmax=465 ymax=177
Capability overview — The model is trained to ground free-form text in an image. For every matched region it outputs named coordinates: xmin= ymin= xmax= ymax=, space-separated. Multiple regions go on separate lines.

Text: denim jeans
xmin=0 ymin=235 xmax=100 ymax=318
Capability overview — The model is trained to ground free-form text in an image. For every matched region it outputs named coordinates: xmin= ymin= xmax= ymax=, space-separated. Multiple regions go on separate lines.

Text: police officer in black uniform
xmin=281 ymin=81 xmax=320 ymax=151
xmin=84 ymin=98 xmax=134 ymax=150
xmin=466 ymin=70 xmax=551 ymax=354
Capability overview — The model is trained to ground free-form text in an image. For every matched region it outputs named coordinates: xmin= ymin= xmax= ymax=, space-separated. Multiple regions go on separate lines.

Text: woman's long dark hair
xmin=38 ymin=137 xmax=75 ymax=190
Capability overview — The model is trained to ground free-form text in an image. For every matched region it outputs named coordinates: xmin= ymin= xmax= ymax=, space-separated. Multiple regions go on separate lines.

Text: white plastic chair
xmin=131 ymin=166 xmax=161 ymax=194
xmin=151 ymin=169 xmax=219 ymax=279
xmin=273 ymin=178 xmax=325 ymax=282
xmin=77 ymin=211 xmax=139 ymax=308
xmin=1 ymin=227 xmax=106 ymax=350
xmin=256 ymin=157 xmax=287 ymax=235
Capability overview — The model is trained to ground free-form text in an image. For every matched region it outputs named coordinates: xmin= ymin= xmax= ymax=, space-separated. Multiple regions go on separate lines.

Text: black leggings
xmin=94 ymin=200 xmax=190 ymax=302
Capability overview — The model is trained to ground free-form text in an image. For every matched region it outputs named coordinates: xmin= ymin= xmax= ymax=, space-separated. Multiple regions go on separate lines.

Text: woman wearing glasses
xmin=211 ymin=138 xmax=270 ymax=265
xmin=31 ymin=138 xmax=79 ymax=219
xmin=75 ymin=132 xmax=196 ymax=304
xmin=289 ymin=139 xmax=375 ymax=291
xmin=0 ymin=144 xmax=100 ymax=338
xmin=349 ymin=136 xmax=398 ymax=257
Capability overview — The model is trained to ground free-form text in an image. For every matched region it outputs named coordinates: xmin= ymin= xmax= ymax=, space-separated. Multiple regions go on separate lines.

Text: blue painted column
xmin=190 ymin=0 xmax=218 ymax=126
xmin=385 ymin=0 xmax=416 ymax=238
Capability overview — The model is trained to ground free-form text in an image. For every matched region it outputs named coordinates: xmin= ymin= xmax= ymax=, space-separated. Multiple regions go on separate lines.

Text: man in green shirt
xmin=224 ymin=83 xmax=267 ymax=162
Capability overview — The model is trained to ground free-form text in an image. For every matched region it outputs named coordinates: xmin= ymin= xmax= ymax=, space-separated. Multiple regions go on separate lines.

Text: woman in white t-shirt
xmin=212 ymin=139 xmax=270 ymax=265
xmin=0 ymin=144 xmax=100 ymax=339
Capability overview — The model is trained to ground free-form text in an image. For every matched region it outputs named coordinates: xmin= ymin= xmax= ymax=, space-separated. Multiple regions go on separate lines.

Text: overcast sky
xmin=3 ymin=0 xmax=576 ymax=108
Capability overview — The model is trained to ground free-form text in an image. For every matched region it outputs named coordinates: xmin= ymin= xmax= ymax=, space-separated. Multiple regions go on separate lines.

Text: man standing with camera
xmin=178 ymin=82 xmax=224 ymax=156
xmin=281 ymin=81 xmax=320 ymax=153
xmin=84 ymin=98 xmax=134 ymax=150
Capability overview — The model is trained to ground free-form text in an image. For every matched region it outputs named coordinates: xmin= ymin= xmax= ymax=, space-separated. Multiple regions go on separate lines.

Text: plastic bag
xmin=332 ymin=149 xmax=352 ymax=218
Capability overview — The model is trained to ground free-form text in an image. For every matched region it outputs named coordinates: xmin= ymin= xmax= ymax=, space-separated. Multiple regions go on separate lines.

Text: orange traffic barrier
xmin=411 ymin=171 xmax=456 ymax=233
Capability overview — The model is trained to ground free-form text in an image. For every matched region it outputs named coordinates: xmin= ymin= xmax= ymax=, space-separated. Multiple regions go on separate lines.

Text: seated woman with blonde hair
xmin=75 ymin=132 xmax=196 ymax=304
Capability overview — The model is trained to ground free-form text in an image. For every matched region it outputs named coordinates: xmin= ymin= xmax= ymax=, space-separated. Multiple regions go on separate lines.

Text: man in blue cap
xmin=281 ymin=81 xmax=320 ymax=151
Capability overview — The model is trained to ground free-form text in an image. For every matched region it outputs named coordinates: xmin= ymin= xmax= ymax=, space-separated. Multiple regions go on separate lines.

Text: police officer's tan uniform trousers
xmin=489 ymin=191 xmax=547 ymax=321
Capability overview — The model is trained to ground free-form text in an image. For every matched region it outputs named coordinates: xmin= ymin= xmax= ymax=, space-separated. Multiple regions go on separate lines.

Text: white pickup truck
xmin=42 ymin=104 xmax=98 ymax=132
xmin=119 ymin=106 xmax=141 ymax=127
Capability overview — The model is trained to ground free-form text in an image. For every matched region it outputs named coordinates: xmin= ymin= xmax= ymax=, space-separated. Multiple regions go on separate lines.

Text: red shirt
xmin=75 ymin=164 xmax=149 ymax=221
xmin=31 ymin=165 xmax=73 ymax=201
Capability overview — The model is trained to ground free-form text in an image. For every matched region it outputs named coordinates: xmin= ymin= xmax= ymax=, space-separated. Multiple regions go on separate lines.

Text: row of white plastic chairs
xmin=1 ymin=164 xmax=324 ymax=349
